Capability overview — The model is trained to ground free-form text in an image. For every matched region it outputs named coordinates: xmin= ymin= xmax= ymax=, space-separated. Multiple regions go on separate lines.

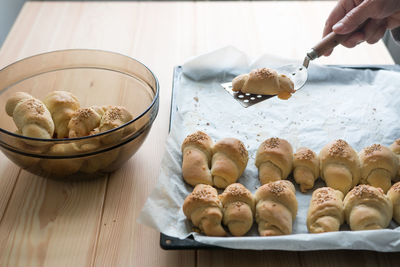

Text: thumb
xmin=332 ymin=1 xmax=373 ymax=34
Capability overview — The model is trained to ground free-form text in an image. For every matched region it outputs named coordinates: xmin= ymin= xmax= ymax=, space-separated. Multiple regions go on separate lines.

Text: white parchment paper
xmin=138 ymin=46 xmax=400 ymax=251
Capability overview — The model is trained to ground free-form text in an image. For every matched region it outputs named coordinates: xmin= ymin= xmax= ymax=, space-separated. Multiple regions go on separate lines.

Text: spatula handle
xmin=310 ymin=31 xmax=353 ymax=59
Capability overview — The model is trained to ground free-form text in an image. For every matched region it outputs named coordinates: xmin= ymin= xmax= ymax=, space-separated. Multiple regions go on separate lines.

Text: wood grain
xmin=0 ymin=1 xmax=397 ymax=267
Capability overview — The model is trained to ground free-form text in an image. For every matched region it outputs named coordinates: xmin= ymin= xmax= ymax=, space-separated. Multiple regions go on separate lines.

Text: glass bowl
xmin=0 ymin=49 xmax=159 ymax=180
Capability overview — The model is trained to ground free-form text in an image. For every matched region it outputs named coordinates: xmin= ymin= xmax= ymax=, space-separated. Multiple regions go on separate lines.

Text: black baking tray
xmin=160 ymin=64 xmax=400 ymax=250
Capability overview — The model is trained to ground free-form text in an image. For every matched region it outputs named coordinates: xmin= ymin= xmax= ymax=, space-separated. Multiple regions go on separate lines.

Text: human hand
xmin=323 ymin=0 xmax=400 ymax=56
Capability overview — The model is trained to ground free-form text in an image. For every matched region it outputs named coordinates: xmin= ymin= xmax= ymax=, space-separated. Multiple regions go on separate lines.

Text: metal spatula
xmin=221 ymin=31 xmax=355 ymax=107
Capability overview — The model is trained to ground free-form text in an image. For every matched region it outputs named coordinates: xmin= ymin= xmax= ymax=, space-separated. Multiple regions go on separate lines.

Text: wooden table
xmin=0 ymin=1 xmax=398 ymax=266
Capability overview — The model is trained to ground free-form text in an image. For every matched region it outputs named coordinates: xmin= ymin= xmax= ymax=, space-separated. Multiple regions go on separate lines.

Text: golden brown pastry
xmin=219 ymin=183 xmax=255 ymax=236
xmin=343 ymin=185 xmax=392 ymax=230
xmin=307 ymin=187 xmax=344 ymax=233
xmin=359 ymin=144 xmax=399 ymax=193
xmin=182 ymin=184 xmax=226 ymax=236
xmin=255 ymin=137 xmax=293 ymax=185
xmin=232 ymin=68 xmax=295 ymax=100
xmin=387 ymin=181 xmax=400 ymax=224
xmin=67 ymin=106 xmax=108 ymax=138
xmin=91 ymin=106 xmax=134 ymax=144
xmin=293 ymin=147 xmax=319 ymax=192
xmin=211 ymin=138 xmax=248 ymax=189
xmin=254 ymin=180 xmax=298 ymax=236
xmin=181 ymin=131 xmax=213 ymax=186
xmin=389 ymin=139 xmax=400 ymax=181
xmin=43 ymin=91 xmax=80 ymax=138
xmin=319 ymin=139 xmax=360 ymax=195
xmin=6 ymin=92 xmax=54 ymax=139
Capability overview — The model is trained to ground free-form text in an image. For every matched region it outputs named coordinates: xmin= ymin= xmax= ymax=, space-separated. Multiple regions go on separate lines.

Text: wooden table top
xmin=0 ymin=1 xmax=398 ymax=266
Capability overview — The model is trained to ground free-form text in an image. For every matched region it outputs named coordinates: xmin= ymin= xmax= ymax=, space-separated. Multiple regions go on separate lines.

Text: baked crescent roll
xmin=389 ymin=139 xmax=400 ymax=181
xmin=387 ymin=181 xmax=400 ymax=224
xmin=43 ymin=91 xmax=80 ymax=138
xmin=67 ymin=106 xmax=108 ymax=138
xmin=182 ymin=184 xmax=226 ymax=236
xmin=6 ymin=92 xmax=54 ymax=139
xmin=307 ymin=187 xmax=344 ymax=233
xmin=232 ymin=68 xmax=295 ymax=100
xmin=343 ymin=185 xmax=392 ymax=230
xmin=319 ymin=139 xmax=360 ymax=195
xmin=254 ymin=180 xmax=298 ymax=236
xmin=219 ymin=183 xmax=255 ymax=236
xmin=181 ymin=131 xmax=213 ymax=186
xmin=293 ymin=147 xmax=319 ymax=192
xmin=255 ymin=137 xmax=293 ymax=185
xmin=211 ymin=138 xmax=248 ymax=188
xmin=40 ymin=143 xmax=83 ymax=176
xmin=359 ymin=144 xmax=399 ymax=193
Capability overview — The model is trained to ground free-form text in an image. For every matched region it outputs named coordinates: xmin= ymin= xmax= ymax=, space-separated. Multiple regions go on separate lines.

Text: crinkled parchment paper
xmin=138 ymin=46 xmax=400 ymax=251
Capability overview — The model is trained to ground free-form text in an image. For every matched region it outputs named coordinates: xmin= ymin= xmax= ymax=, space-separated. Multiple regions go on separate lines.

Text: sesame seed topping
xmin=312 ymin=188 xmax=335 ymax=204
xmin=295 ymin=148 xmax=314 ymax=160
xmin=253 ymin=68 xmax=275 ymax=79
xmin=351 ymin=185 xmax=381 ymax=197
xmin=263 ymin=137 xmax=280 ymax=149
xmin=25 ymin=99 xmax=45 ymax=115
xmin=267 ymin=182 xmax=285 ymax=195
xmin=328 ymin=139 xmax=348 ymax=157
xmin=185 ymin=131 xmax=209 ymax=143
xmin=364 ymin=144 xmax=382 ymax=156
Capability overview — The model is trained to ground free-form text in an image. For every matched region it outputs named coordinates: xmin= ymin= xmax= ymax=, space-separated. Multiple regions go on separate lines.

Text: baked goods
xmin=232 ymin=68 xmax=295 ymax=100
xmin=387 ymin=182 xmax=400 ymax=224
xmin=319 ymin=139 xmax=360 ymax=194
xmin=6 ymin=92 xmax=54 ymax=139
xmin=67 ymin=106 xmax=108 ymax=138
xmin=255 ymin=137 xmax=293 ymax=185
xmin=254 ymin=180 xmax=298 ymax=236
xmin=219 ymin=183 xmax=255 ymax=236
xmin=181 ymin=131 xmax=213 ymax=186
xmin=389 ymin=139 xmax=400 ymax=180
xmin=293 ymin=147 xmax=319 ymax=192
xmin=359 ymin=144 xmax=399 ymax=193
xmin=182 ymin=184 xmax=226 ymax=236
xmin=43 ymin=91 xmax=80 ymax=138
xmin=307 ymin=187 xmax=344 ymax=233
xmin=343 ymin=185 xmax=392 ymax=230
xmin=211 ymin=138 xmax=248 ymax=188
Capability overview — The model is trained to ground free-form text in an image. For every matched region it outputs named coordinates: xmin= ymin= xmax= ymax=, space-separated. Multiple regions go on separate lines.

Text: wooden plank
xmin=0 ymin=171 xmax=107 ymax=267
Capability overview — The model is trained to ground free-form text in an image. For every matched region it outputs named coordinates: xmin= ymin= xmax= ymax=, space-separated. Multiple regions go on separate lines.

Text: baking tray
xmin=160 ymin=64 xmax=400 ymax=250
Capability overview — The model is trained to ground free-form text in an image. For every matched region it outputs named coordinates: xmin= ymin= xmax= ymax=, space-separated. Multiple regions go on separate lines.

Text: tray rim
xmin=160 ymin=64 xmax=400 ymax=250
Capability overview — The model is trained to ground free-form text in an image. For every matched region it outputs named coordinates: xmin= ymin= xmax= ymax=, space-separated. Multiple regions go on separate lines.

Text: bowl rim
xmin=0 ymin=48 xmax=159 ymax=142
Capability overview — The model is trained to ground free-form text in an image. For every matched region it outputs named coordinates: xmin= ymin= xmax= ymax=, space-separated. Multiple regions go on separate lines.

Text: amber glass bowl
xmin=0 ymin=49 xmax=159 ymax=180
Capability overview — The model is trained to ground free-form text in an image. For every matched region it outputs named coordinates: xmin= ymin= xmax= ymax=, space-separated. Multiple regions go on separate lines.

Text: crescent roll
xmin=307 ymin=187 xmax=344 ymax=233
xmin=68 ymin=106 xmax=108 ymax=138
xmin=255 ymin=137 xmax=293 ymax=185
xmin=211 ymin=138 xmax=248 ymax=189
xmin=389 ymin=139 xmax=400 ymax=181
xmin=319 ymin=139 xmax=360 ymax=195
xmin=219 ymin=183 xmax=255 ymax=236
xmin=293 ymin=147 xmax=319 ymax=192
xmin=359 ymin=144 xmax=399 ymax=193
xmin=182 ymin=184 xmax=226 ymax=236
xmin=181 ymin=131 xmax=213 ymax=186
xmin=254 ymin=180 xmax=298 ymax=236
xmin=343 ymin=185 xmax=392 ymax=231
xmin=43 ymin=91 xmax=80 ymax=138
xmin=232 ymin=68 xmax=295 ymax=100
xmin=6 ymin=92 xmax=54 ymax=139
xmin=387 ymin=182 xmax=400 ymax=224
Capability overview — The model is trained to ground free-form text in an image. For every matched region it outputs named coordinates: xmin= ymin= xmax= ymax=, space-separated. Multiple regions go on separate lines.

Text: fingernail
xmin=332 ymin=22 xmax=344 ymax=31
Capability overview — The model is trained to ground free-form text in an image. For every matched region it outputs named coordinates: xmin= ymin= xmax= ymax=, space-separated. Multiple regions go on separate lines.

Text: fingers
xmin=333 ymin=0 xmax=375 ymax=34
xmin=341 ymin=31 xmax=365 ymax=48
xmin=323 ymin=0 xmax=354 ymax=37
xmin=363 ymin=19 xmax=388 ymax=44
